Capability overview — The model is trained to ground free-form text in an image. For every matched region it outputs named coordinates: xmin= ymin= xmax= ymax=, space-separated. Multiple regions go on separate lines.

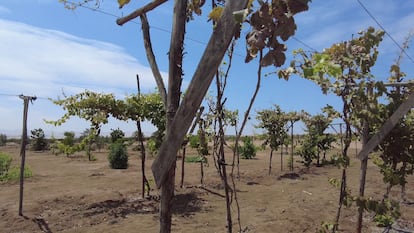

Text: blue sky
xmin=0 ymin=0 xmax=413 ymax=137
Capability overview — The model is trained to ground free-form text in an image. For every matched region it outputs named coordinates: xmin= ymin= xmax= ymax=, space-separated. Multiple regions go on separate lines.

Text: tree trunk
xmin=268 ymin=149 xmax=273 ymax=175
xmin=159 ymin=0 xmax=187 ymax=232
xmin=160 ymin=165 xmax=176 ymax=233
xmin=280 ymin=147 xmax=283 ymax=171
xmin=152 ymin=0 xmax=250 ymax=188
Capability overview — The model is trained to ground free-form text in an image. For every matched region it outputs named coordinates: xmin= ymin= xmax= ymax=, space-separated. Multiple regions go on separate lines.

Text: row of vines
xmin=7 ymin=0 xmax=411 ymax=232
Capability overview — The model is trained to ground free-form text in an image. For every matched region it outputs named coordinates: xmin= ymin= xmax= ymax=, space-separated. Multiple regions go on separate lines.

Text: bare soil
xmin=1 ymin=143 xmax=413 ymax=233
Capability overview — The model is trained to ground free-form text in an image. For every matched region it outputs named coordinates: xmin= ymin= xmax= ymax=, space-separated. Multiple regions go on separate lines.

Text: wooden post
xmin=18 ymin=94 xmax=36 ymax=216
xmin=357 ymin=85 xmax=372 ymax=233
xmin=290 ymin=122 xmax=294 ymax=171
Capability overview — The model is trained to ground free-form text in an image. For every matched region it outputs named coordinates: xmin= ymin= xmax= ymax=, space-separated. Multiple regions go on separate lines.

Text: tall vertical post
xmin=18 ymin=94 xmax=36 ymax=216
xmin=290 ymin=122 xmax=294 ymax=171
xmin=357 ymin=85 xmax=372 ymax=232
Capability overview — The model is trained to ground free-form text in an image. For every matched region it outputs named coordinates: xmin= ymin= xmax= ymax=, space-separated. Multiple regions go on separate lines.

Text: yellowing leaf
xmin=208 ymin=7 xmax=223 ymax=22
xmin=118 ymin=0 xmax=131 ymax=9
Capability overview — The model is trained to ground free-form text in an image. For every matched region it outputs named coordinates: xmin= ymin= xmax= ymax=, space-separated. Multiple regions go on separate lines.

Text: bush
xmin=0 ymin=133 xmax=7 ymax=146
xmin=62 ymin=131 xmax=75 ymax=147
xmin=108 ymin=142 xmax=128 ymax=169
xmin=239 ymin=136 xmax=257 ymax=159
xmin=189 ymin=135 xmax=199 ymax=149
xmin=0 ymin=152 xmax=12 ymax=177
xmin=185 ymin=156 xmax=206 ymax=163
xmin=2 ymin=166 xmax=33 ymax=182
xmin=146 ymin=138 xmax=158 ymax=156
xmin=0 ymin=153 xmax=33 ymax=182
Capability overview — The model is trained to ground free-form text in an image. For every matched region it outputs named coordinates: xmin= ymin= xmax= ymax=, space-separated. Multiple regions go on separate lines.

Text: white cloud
xmin=0 ymin=19 xmax=166 ymax=98
xmin=0 ymin=19 xmax=168 ymax=136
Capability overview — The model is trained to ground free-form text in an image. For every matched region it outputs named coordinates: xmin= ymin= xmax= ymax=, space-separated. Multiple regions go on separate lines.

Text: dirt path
xmin=1 ymin=144 xmax=413 ymax=232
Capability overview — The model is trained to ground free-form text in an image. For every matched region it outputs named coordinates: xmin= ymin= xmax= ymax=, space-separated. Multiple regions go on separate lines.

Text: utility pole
xmin=18 ymin=94 xmax=36 ymax=216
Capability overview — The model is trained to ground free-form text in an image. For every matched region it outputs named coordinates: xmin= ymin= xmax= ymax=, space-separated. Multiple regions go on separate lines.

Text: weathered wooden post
xmin=18 ymin=94 xmax=36 ymax=216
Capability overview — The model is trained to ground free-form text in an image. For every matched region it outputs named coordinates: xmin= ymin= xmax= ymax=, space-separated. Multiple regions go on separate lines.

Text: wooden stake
xmin=18 ymin=94 xmax=36 ymax=216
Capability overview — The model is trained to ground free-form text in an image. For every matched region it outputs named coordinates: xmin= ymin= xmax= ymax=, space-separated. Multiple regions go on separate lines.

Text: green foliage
xmin=239 ymin=136 xmax=257 ymax=159
xmin=297 ymin=110 xmax=336 ymax=167
xmin=256 ymin=104 xmax=289 ymax=152
xmin=0 ymin=152 xmax=12 ymax=177
xmin=372 ymin=63 xmax=414 ymax=195
xmin=56 ymin=131 xmax=80 ymax=157
xmin=47 ymin=90 xmax=166 ymax=158
xmin=0 ymin=153 xmax=33 ymax=182
xmin=185 ymin=156 xmax=207 ymax=163
xmin=30 ymin=128 xmax=48 ymax=151
xmin=0 ymin=133 xmax=7 ymax=146
xmin=318 ymin=221 xmax=335 ymax=233
xmin=2 ymin=166 xmax=33 ymax=182
xmin=189 ymin=135 xmax=200 ymax=149
xmin=108 ymin=142 xmax=128 ymax=169
xmin=356 ymin=197 xmax=400 ymax=227
xmin=110 ymin=128 xmax=125 ymax=143
xmin=62 ymin=131 xmax=75 ymax=147
xmin=297 ymin=136 xmax=317 ymax=167
xmin=146 ymin=138 xmax=158 ymax=156
xmin=374 ymin=214 xmax=394 ymax=227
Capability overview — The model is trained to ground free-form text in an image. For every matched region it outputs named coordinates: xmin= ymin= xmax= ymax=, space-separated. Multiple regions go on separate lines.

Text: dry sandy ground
xmin=1 ymin=143 xmax=413 ymax=233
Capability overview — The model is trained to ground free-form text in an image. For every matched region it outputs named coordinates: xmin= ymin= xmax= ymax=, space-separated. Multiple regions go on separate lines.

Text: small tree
xmin=56 ymin=131 xmax=81 ymax=157
xmin=299 ymin=109 xmax=335 ymax=167
xmin=256 ymin=105 xmax=289 ymax=174
xmin=62 ymin=131 xmax=75 ymax=147
xmin=30 ymin=128 xmax=48 ymax=151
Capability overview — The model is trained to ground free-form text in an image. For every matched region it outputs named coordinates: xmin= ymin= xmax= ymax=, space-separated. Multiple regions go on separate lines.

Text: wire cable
xmin=292 ymin=36 xmax=317 ymax=52
xmin=356 ymin=0 xmax=414 ymax=64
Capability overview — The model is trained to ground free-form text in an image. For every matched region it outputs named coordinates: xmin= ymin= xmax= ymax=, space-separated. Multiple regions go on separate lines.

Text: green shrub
xmin=2 ymin=166 xmax=33 ymax=182
xmin=0 ymin=153 xmax=33 ymax=182
xmin=146 ymin=138 xmax=158 ymax=156
xmin=0 ymin=152 xmax=12 ymax=177
xmin=374 ymin=214 xmax=394 ymax=227
xmin=62 ymin=131 xmax=75 ymax=146
xmin=110 ymin=128 xmax=125 ymax=143
xmin=239 ymin=136 xmax=257 ymax=159
xmin=189 ymin=135 xmax=199 ymax=149
xmin=108 ymin=142 xmax=128 ymax=169
xmin=185 ymin=156 xmax=206 ymax=163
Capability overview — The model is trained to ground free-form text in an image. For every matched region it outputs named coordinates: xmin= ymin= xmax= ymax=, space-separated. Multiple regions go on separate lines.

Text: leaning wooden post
xmin=18 ymin=94 xmax=36 ymax=216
